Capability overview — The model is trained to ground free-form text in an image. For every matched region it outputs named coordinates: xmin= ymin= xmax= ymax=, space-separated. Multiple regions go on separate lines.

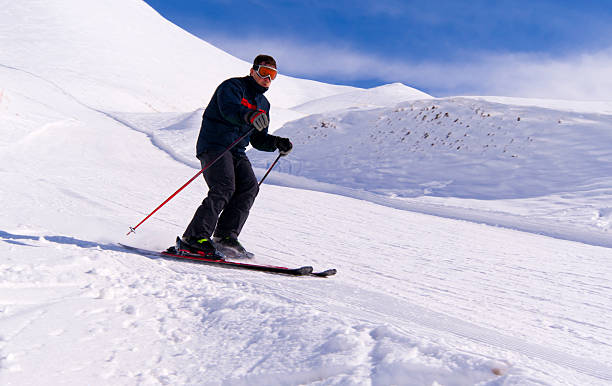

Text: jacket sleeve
xmin=249 ymin=96 xmax=277 ymax=151
xmin=216 ymin=80 xmax=252 ymax=126
xmin=250 ymin=129 xmax=277 ymax=152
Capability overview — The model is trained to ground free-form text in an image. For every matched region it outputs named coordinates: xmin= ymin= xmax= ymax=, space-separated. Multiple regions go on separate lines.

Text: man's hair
xmin=253 ymin=54 xmax=276 ymax=68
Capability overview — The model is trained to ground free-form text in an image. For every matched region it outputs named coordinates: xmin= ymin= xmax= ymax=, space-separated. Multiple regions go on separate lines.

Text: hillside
xmin=292 ymin=83 xmax=432 ymax=114
xmin=247 ymin=97 xmax=612 ymax=248
xmin=0 ymin=0 xmax=354 ymax=113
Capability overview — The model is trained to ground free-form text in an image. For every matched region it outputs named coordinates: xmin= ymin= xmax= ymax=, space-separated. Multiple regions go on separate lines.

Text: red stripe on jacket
xmin=241 ymin=98 xmax=265 ymax=113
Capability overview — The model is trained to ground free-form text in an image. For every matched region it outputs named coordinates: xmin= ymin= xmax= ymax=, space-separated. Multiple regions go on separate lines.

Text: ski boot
xmin=213 ymin=236 xmax=254 ymax=259
xmin=177 ymin=236 xmax=224 ymax=260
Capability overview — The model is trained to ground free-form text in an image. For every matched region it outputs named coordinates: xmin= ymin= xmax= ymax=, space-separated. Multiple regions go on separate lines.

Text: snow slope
xmin=292 ymin=83 xmax=433 ymax=114
xmin=247 ymin=97 xmax=612 ymax=248
xmin=2 ymin=1 xmax=612 ymax=385
xmin=467 ymin=96 xmax=612 ymax=115
xmin=0 ymin=0 xmax=354 ymax=113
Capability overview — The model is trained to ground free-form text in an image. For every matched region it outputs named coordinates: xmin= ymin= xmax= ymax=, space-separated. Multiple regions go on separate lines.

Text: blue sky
xmin=143 ymin=0 xmax=612 ymax=99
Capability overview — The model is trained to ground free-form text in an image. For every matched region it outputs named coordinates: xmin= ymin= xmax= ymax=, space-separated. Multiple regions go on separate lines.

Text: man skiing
xmin=180 ymin=54 xmax=292 ymax=258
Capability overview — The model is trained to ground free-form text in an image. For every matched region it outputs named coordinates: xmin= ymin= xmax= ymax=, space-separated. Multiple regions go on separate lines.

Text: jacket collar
xmin=246 ymin=75 xmax=269 ymax=94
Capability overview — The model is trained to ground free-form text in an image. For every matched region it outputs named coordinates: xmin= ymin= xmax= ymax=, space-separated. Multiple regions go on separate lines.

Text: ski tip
xmin=312 ymin=269 xmax=337 ymax=277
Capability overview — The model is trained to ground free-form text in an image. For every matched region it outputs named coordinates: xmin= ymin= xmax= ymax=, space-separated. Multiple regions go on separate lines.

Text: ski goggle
xmin=253 ymin=64 xmax=278 ymax=80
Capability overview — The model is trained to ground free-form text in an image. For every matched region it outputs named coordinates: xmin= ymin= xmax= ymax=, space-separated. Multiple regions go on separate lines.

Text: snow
xmin=1 ymin=1 xmax=612 ymax=385
xmin=465 ymin=96 xmax=612 ymax=115
xmin=291 ymin=83 xmax=433 ymax=115
xmin=0 ymin=0 xmax=353 ymax=113
xmin=247 ymin=97 xmax=612 ymax=248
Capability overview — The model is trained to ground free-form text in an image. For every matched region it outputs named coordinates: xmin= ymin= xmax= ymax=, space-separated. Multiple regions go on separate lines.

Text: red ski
xmin=119 ymin=242 xmax=336 ymax=277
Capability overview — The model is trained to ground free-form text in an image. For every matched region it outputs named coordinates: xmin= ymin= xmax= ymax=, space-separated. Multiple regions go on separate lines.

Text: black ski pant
xmin=183 ymin=151 xmax=259 ymax=240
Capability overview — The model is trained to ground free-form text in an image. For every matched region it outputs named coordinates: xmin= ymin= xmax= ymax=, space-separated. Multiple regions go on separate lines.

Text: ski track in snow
xmin=2 ymin=190 xmax=612 ymax=385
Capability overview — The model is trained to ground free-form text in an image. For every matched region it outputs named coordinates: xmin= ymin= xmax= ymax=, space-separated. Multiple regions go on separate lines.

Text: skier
xmin=180 ymin=54 xmax=292 ymax=258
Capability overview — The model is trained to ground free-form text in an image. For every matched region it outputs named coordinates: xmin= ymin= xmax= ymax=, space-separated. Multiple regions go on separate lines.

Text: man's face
xmin=250 ymin=63 xmax=276 ymax=88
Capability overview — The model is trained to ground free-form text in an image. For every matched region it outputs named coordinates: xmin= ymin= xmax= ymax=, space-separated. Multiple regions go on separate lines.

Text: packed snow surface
xmin=1 ymin=1 xmax=612 ymax=385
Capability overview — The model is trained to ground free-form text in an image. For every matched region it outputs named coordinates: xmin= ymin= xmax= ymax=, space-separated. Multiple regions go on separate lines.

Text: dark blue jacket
xmin=196 ymin=76 xmax=277 ymax=157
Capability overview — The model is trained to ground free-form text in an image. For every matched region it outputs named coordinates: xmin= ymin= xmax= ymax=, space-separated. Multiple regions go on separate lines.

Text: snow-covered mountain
xmin=291 ymin=82 xmax=432 ymax=114
xmin=0 ymin=0 xmax=354 ymax=112
xmin=1 ymin=1 xmax=612 ymax=385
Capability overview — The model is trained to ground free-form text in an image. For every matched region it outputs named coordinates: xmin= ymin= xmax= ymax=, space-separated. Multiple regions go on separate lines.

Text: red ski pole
xmin=126 ymin=128 xmax=255 ymax=236
xmin=258 ymin=153 xmax=282 ymax=187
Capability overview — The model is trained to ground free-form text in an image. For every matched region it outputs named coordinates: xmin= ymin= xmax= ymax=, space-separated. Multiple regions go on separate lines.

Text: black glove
xmin=275 ymin=136 xmax=293 ymax=156
xmin=245 ymin=110 xmax=269 ymax=131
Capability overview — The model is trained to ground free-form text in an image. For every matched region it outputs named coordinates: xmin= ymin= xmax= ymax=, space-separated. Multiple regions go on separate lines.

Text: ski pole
xmin=127 ymin=128 xmax=255 ymax=236
xmin=258 ymin=153 xmax=282 ymax=187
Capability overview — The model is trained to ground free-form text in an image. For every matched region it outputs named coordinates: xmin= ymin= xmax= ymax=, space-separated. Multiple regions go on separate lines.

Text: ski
xmin=119 ymin=243 xmax=336 ymax=277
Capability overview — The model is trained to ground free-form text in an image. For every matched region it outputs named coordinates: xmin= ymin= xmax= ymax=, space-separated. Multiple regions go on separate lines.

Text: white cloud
xmin=424 ymin=50 xmax=612 ymax=101
xmin=202 ymin=32 xmax=612 ymax=101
